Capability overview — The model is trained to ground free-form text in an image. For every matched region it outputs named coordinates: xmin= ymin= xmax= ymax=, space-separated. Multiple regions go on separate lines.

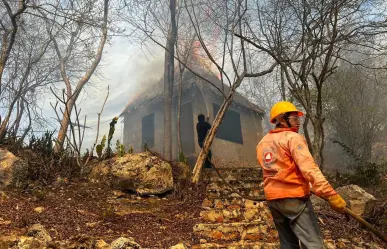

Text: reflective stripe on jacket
xmin=256 ymin=128 xmax=336 ymax=200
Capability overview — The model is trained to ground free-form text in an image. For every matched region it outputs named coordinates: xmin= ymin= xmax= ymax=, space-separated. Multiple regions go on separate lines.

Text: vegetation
xmin=178 ymin=151 xmax=187 ymax=164
xmin=116 ymin=139 xmax=126 ymax=157
xmin=0 ymin=0 xmax=386 ymax=185
xmin=96 ymin=135 xmax=106 ymax=161
xmin=328 ymin=140 xmax=385 ymax=187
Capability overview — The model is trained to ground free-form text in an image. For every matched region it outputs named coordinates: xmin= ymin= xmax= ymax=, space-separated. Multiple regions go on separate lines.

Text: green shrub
xmin=178 ymin=151 xmax=187 ymax=164
xmin=96 ymin=135 xmax=106 ymax=160
xmin=28 ymin=131 xmax=54 ymax=156
xmin=115 ymin=139 xmax=125 ymax=157
xmin=143 ymin=142 xmax=148 ymax=152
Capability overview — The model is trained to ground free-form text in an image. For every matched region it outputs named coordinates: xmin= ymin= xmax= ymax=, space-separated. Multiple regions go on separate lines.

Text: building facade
xmin=121 ymin=69 xmax=265 ymax=168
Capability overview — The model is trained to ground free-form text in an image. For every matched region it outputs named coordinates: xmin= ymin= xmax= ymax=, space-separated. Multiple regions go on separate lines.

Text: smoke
xmin=65 ymin=44 xmax=166 ymax=152
xmin=122 ymin=52 xmax=165 ymax=110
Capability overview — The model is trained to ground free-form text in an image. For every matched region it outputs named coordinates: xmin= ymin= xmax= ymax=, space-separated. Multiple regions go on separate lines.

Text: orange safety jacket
xmin=256 ymin=128 xmax=337 ymax=200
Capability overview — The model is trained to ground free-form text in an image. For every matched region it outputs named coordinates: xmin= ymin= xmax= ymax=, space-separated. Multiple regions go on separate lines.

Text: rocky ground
xmin=0 ymin=147 xmax=386 ymax=248
xmin=0 ymin=178 xmax=386 ymax=248
xmin=0 ymin=179 xmax=206 ymax=248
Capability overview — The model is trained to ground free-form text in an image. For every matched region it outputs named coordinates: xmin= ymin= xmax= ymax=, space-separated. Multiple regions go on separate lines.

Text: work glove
xmin=327 ymin=194 xmax=347 ymax=214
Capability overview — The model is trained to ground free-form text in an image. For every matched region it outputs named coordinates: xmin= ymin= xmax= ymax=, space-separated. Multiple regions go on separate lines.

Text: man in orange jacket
xmin=256 ymin=101 xmax=346 ymax=249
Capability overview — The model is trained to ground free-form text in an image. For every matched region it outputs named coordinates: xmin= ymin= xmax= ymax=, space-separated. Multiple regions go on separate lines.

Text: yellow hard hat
xmin=269 ymin=101 xmax=304 ymax=124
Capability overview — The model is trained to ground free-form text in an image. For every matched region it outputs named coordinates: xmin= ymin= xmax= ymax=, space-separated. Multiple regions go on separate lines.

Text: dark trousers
xmin=267 ymin=198 xmax=324 ymax=249
xmin=198 ymin=141 xmax=212 ymax=168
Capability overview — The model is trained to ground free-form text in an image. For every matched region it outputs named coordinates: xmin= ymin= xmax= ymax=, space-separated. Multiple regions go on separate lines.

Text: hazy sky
xmin=41 ymin=37 xmax=165 ymax=152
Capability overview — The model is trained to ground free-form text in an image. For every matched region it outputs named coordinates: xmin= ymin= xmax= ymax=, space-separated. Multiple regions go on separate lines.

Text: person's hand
xmin=206 ymin=116 xmax=210 ymax=122
xmin=327 ymin=194 xmax=347 ymax=214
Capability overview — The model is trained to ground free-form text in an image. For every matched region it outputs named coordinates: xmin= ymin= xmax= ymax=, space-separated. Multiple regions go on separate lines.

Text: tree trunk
xmin=10 ymin=97 xmax=25 ymax=137
xmin=280 ymin=66 xmax=286 ymax=100
xmin=0 ymin=33 xmax=8 ymax=96
xmin=163 ymin=0 xmax=177 ymax=161
xmin=191 ymin=77 xmax=244 ymax=184
xmin=0 ymin=37 xmax=5 ymax=95
xmin=311 ymin=86 xmax=326 ymax=169
xmin=163 ymin=37 xmax=173 ymax=160
xmin=191 ymin=96 xmax=233 ymax=184
xmin=0 ymin=98 xmax=18 ymax=140
xmin=18 ymin=99 xmax=31 ymax=145
xmin=303 ymin=114 xmax=314 ymax=155
xmin=55 ymin=98 xmax=75 ymax=151
xmin=311 ymin=117 xmax=325 ymax=169
xmin=177 ymin=63 xmax=183 ymax=157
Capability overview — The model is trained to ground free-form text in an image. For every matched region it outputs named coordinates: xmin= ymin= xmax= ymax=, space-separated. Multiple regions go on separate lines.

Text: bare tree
xmin=49 ymin=85 xmax=110 ymax=172
xmin=0 ymin=10 xmax=55 ymax=140
xmin=121 ymin=0 xmax=277 ymax=181
xmin=236 ymin=0 xmax=387 ymax=168
xmin=183 ymin=0 xmax=277 ymax=184
xmin=0 ymin=0 xmax=28 ymax=97
xmin=38 ymin=0 xmax=110 ymax=152
xmin=120 ymin=0 xmax=198 ymax=160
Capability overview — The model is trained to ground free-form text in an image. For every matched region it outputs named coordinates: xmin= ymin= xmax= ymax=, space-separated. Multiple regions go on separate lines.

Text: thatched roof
xmin=121 ymin=67 xmax=265 ymax=116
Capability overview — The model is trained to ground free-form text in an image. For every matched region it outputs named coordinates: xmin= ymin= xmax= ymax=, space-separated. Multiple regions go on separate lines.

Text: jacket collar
xmin=269 ymin=127 xmax=298 ymax=134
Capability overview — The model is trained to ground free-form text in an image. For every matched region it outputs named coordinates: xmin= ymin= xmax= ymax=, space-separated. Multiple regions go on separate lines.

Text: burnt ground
xmin=0 ymin=179 xmax=206 ymax=248
xmin=0 ymin=178 xmax=386 ymax=248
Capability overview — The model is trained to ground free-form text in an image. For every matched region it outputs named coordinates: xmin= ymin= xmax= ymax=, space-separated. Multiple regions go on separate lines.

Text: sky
xmin=41 ymin=37 xmax=165 ymax=152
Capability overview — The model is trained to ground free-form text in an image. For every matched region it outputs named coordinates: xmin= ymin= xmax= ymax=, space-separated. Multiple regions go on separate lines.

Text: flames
xmin=190 ymin=40 xmax=221 ymax=80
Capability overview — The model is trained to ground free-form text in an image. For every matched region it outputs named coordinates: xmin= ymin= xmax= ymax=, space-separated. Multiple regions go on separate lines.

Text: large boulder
xmin=336 ymin=184 xmax=377 ymax=216
xmin=311 ymin=184 xmax=377 ymax=216
xmin=110 ymin=152 xmax=174 ymax=195
xmin=0 ymin=149 xmax=29 ymax=189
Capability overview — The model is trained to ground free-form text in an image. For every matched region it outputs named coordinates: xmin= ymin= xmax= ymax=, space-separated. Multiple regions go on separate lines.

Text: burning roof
xmin=120 ymin=67 xmax=265 ymax=116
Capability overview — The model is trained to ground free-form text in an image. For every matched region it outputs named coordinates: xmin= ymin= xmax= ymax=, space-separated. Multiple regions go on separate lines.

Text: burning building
xmin=120 ymin=66 xmax=265 ymax=168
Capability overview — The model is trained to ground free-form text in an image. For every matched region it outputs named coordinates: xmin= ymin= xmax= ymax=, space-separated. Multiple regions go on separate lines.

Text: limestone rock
xmin=110 ymin=152 xmax=173 ymax=195
xmin=324 ymin=239 xmax=335 ymax=249
xmin=26 ymin=223 xmax=52 ymax=242
xmin=169 ymin=243 xmax=189 ymax=249
xmin=95 ymin=239 xmax=109 ymax=249
xmin=0 ymin=149 xmax=29 ymax=189
xmin=173 ymin=162 xmax=191 ymax=182
xmin=0 ymin=235 xmax=18 ymax=249
xmin=110 ymin=237 xmax=142 ymax=249
xmin=33 ymin=207 xmax=44 ymax=213
xmin=312 ymin=184 xmax=377 ymax=216
xmin=16 ymin=236 xmax=45 ymax=249
xmin=336 ymin=184 xmax=377 ymax=216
